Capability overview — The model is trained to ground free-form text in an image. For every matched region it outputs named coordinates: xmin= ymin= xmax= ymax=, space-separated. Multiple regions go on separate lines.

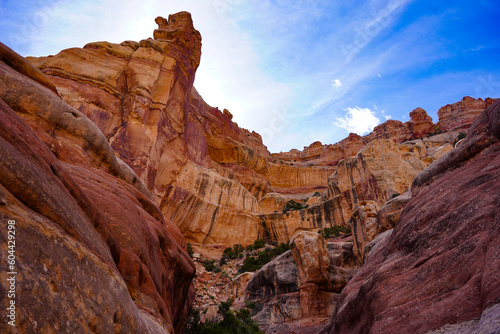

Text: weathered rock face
xmin=265 ymin=163 xmax=335 ymax=194
xmin=28 ymin=12 xmax=204 ymax=203
xmin=245 ymin=232 xmax=359 ymax=333
xmin=437 ymin=96 xmax=496 ymax=132
xmin=323 ymin=100 xmax=500 ymax=334
xmin=160 ymin=161 xmax=262 ymax=246
xmin=376 ymin=191 xmax=411 ymax=232
xmin=327 ymin=139 xmax=426 ymax=221
xmin=0 ymin=42 xmax=194 ymax=333
xmin=258 ymin=192 xmax=288 ymax=214
xmin=408 ymin=107 xmax=435 ymax=138
xmin=229 ymin=272 xmax=254 ymax=301
xmin=28 ymin=17 xmax=494 ymax=253
xmin=258 ymin=198 xmax=349 ymax=244
xmin=347 ymin=201 xmax=379 ymax=262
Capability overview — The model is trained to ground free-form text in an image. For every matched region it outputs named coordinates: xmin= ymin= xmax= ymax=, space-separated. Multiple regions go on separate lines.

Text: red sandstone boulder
xmin=409 ymin=107 xmax=435 ymax=138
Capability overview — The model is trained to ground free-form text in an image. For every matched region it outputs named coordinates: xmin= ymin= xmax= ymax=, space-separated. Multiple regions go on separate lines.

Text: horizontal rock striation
xmin=437 ymin=96 xmax=496 ymax=132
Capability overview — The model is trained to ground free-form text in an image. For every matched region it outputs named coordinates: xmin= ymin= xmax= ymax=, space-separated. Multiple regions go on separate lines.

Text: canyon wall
xmin=1 ymin=10 xmax=498 ymax=334
xmin=0 ymin=41 xmax=194 ymax=333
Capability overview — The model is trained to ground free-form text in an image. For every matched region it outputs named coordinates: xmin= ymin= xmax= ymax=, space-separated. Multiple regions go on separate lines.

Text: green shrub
xmin=313 ymin=191 xmax=322 ymax=197
xmin=246 ymin=239 xmax=265 ymax=251
xmin=219 ymin=255 xmax=228 ymax=266
xmin=239 ymin=243 xmax=290 ymax=273
xmin=184 ymin=300 xmax=264 ymax=334
xmin=202 ymin=260 xmax=222 ymax=273
xmin=318 ymin=225 xmax=351 ymax=239
xmin=282 ymin=200 xmax=309 ymax=213
xmin=223 ymin=244 xmax=244 ymax=260
xmin=457 ymin=132 xmax=466 ymax=141
xmin=245 ymin=301 xmax=264 ymax=316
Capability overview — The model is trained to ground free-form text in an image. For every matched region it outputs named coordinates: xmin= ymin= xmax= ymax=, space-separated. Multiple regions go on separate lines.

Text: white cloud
xmin=331 ymin=79 xmax=342 ymax=88
xmin=334 ymin=106 xmax=381 ymax=134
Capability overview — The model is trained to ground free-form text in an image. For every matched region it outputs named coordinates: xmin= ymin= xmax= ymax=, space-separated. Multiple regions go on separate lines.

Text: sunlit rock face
xmin=28 ymin=21 xmax=494 ymax=250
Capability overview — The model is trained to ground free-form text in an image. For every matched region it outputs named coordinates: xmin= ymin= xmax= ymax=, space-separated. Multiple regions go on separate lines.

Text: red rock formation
xmin=0 ymin=42 xmax=194 ymax=333
xmin=408 ymin=107 xmax=435 ymax=137
xmin=276 ymin=100 xmax=496 ymax=167
xmin=437 ymin=96 xmax=496 ymax=132
xmin=322 ymin=100 xmax=500 ymax=334
xmin=272 ymin=133 xmax=366 ymax=167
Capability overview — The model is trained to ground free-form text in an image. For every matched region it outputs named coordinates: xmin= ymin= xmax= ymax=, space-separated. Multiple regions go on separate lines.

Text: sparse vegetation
xmin=318 ymin=226 xmax=351 ymax=239
xmin=282 ymin=200 xmax=309 ymax=213
xmin=313 ymin=191 xmax=322 ymax=197
xmin=239 ymin=243 xmax=290 ymax=273
xmin=457 ymin=132 xmax=466 ymax=141
xmin=245 ymin=301 xmax=264 ymax=316
xmin=391 ymin=193 xmax=401 ymax=199
xmin=220 ymin=244 xmax=244 ymax=266
xmin=202 ymin=259 xmax=222 ymax=273
xmin=246 ymin=239 xmax=265 ymax=251
xmin=184 ymin=299 xmax=264 ymax=334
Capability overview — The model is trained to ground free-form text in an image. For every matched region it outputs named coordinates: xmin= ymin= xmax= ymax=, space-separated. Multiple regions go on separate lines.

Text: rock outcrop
xmin=327 ymin=139 xmax=426 ymax=220
xmin=245 ymin=232 xmax=359 ymax=333
xmin=437 ymin=96 xmax=495 ymax=132
xmin=323 ymin=100 xmax=500 ymax=334
xmin=0 ymin=42 xmax=194 ymax=333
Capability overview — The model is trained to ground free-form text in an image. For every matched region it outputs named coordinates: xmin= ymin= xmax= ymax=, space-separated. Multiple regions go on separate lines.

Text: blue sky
xmin=1 ymin=0 xmax=499 ymax=152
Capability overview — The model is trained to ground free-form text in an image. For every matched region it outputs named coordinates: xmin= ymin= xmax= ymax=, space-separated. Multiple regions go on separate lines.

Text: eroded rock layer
xmin=28 ymin=19 xmax=494 ymax=248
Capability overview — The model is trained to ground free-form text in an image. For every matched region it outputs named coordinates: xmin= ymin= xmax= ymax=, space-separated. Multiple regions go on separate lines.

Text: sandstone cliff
xmin=0 ymin=42 xmax=194 ymax=333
